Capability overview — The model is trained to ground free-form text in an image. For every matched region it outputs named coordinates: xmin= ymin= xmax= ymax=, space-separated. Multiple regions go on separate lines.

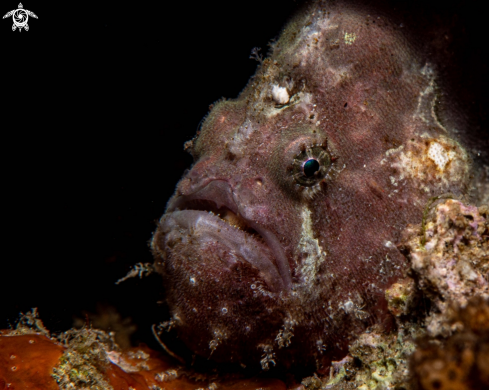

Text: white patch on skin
xmin=264 ymin=90 xmax=314 ymax=118
xmin=427 ymin=142 xmax=455 ymax=170
xmin=297 ymin=206 xmax=326 ymax=290
xmin=279 ymin=11 xmax=338 ymax=66
xmin=271 ymin=85 xmax=290 ymax=104
xmin=296 ymin=91 xmax=314 ymax=117
xmin=344 ymin=32 xmax=357 ymax=45
xmin=414 ymin=64 xmax=448 ymax=133
xmin=227 ymin=119 xmax=256 ymax=156
xmin=386 ymin=136 xmax=469 ymax=192
xmin=297 ymin=91 xmax=313 ymax=106
xmin=385 ymin=145 xmax=404 ymax=157
xmin=323 ymin=65 xmax=352 ymax=86
xmin=343 ymin=300 xmax=354 ymax=313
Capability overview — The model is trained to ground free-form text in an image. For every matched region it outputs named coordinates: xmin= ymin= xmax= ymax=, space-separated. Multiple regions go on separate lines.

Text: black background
xmin=0 ymin=0 xmax=303 ymax=349
xmin=1 ymin=0 xmax=487 ymax=353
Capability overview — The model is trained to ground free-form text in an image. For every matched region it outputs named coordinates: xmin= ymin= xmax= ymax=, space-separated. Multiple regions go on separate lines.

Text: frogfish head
xmin=151 ymin=0 xmax=479 ymax=370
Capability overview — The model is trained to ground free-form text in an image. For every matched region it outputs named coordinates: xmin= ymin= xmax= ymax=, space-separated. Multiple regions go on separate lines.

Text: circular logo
xmin=13 ymin=9 xmax=27 ymax=27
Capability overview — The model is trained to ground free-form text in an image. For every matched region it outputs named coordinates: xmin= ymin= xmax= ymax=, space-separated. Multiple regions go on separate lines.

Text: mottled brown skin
xmin=152 ymin=1 xmax=473 ymax=370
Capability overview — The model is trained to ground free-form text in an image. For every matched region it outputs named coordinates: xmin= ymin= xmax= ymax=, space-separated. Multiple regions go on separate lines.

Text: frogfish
xmin=151 ymin=0 xmax=488 ymax=371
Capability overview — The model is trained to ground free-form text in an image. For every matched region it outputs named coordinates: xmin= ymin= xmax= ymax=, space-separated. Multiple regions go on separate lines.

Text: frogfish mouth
xmin=161 ymin=180 xmax=292 ymax=293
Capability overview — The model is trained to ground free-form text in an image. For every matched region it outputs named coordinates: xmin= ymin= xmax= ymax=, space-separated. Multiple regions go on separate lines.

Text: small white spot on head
xmin=221 ymin=307 xmax=228 ymax=314
xmin=189 ymin=277 xmax=196 ymax=285
xmin=343 ymin=300 xmax=354 ymax=313
xmin=271 ymin=85 xmax=289 ymax=104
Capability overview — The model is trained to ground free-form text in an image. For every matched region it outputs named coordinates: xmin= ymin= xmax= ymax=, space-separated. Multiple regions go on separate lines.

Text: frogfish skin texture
xmin=152 ymin=0 xmax=485 ymax=370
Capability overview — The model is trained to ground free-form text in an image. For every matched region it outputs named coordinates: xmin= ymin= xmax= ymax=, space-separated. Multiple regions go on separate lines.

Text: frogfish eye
xmin=292 ymin=145 xmax=332 ymax=187
xmin=303 ymin=158 xmax=320 ymax=177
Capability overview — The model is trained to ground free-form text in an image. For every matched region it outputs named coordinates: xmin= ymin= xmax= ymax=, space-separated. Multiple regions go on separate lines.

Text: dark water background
xmin=0 ymin=0 xmax=301 ymax=350
xmin=1 ymin=0 xmax=487 ymax=351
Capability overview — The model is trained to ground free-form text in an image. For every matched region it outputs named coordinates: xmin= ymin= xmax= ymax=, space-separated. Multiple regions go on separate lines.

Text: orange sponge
xmin=0 ymin=329 xmax=286 ymax=390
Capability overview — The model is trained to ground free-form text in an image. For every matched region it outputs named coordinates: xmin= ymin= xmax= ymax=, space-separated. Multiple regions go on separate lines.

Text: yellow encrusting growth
xmin=344 ymin=32 xmax=357 ymax=45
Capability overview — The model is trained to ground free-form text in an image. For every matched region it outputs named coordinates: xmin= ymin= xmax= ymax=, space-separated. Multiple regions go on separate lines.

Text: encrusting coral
xmin=406 ymin=200 xmax=489 ymax=390
xmin=403 ymin=199 xmax=489 ymax=337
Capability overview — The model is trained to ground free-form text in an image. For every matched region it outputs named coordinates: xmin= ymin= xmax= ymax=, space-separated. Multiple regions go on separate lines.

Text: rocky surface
xmin=298 ymin=199 xmax=488 ymax=390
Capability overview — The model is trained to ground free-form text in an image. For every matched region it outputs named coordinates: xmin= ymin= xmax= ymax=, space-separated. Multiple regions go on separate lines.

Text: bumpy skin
xmin=152 ymin=1 xmax=476 ymax=370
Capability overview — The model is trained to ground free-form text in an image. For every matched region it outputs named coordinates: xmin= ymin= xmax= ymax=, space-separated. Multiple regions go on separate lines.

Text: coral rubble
xmin=404 ymin=199 xmax=489 ymax=337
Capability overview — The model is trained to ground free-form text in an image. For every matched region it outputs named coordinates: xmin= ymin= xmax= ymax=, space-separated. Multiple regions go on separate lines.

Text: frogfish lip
xmin=161 ymin=180 xmax=292 ymax=293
